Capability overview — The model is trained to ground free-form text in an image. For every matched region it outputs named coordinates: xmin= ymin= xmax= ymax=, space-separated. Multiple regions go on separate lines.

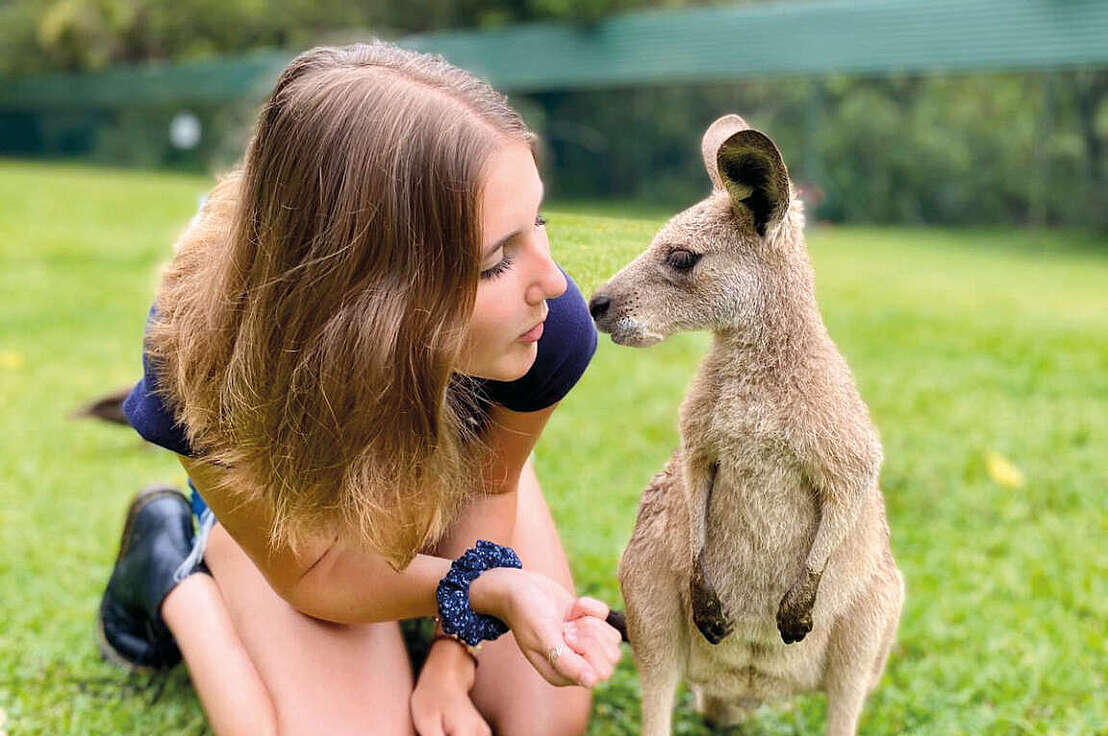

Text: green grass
xmin=1 ymin=159 xmax=1106 ymax=735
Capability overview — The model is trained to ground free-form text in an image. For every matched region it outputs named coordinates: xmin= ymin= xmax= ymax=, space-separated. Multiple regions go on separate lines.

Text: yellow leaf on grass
xmin=985 ymin=451 xmax=1025 ymax=488
xmin=0 ymin=351 xmax=23 ymax=369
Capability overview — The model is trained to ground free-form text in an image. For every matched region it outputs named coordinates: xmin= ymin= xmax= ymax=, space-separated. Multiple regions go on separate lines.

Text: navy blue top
xmin=122 ymin=266 xmax=597 ymax=457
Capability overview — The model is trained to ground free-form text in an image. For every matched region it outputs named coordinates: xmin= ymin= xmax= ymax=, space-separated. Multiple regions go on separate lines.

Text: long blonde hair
xmin=147 ymin=42 xmax=537 ymax=569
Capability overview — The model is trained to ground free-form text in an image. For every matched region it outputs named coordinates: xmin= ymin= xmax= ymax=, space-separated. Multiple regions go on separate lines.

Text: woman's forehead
xmin=481 ymin=143 xmax=543 ymax=254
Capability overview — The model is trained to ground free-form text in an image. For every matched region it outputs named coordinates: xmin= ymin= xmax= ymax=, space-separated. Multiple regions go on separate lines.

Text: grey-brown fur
xmin=590 ymin=115 xmax=904 ymax=735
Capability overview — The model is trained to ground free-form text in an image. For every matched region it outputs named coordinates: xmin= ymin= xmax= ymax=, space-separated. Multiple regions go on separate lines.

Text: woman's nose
xmin=545 ymin=258 xmax=568 ymax=299
xmin=527 ymin=244 xmax=566 ymax=305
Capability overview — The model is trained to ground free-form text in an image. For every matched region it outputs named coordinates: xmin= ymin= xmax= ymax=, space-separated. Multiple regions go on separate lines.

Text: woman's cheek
xmin=466 ymin=275 xmax=531 ymax=376
xmin=461 ymin=305 xmax=503 ymax=368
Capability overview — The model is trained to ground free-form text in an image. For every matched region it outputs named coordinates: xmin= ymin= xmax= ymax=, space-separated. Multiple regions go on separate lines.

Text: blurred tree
xmin=0 ymin=0 xmax=1101 ymax=228
xmin=530 ymin=69 xmax=1106 ymax=229
xmin=2 ymin=0 xmax=377 ymax=74
xmin=1073 ymin=70 xmax=1107 ymax=219
xmin=1 ymin=0 xmax=776 ymax=76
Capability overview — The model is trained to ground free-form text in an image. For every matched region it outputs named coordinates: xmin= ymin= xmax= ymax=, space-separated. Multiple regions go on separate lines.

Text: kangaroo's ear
xmin=702 ymin=114 xmax=750 ymax=190
xmin=714 ymin=128 xmax=791 ymax=238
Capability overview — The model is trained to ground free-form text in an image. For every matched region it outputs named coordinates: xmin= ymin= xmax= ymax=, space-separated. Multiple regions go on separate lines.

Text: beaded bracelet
xmin=435 ymin=539 xmax=522 ymax=647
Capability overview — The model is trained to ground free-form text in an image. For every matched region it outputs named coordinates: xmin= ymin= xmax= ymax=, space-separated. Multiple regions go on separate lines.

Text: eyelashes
xmin=479 ymin=214 xmax=547 ymax=281
xmin=480 ymin=253 xmax=514 ymax=280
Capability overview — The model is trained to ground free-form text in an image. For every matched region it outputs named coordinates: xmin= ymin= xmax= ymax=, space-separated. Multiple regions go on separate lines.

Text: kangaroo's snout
xmin=588 ymin=282 xmax=666 ymax=348
xmin=588 ymin=294 xmax=610 ymax=320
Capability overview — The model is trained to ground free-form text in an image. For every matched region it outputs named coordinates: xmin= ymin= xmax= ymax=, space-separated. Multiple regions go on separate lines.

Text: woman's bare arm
xmin=177 ymin=402 xmax=555 ymax=625
xmin=431 ymin=402 xmax=557 ymax=556
xmin=178 ymin=455 xmax=506 ymax=625
xmin=289 ymin=412 xmax=553 ymax=625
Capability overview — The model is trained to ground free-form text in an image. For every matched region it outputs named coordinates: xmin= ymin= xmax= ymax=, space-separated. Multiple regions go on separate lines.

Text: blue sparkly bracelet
xmin=435 ymin=540 xmax=523 ymax=648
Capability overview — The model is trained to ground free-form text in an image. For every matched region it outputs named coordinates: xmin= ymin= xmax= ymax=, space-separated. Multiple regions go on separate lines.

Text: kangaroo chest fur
xmin=683 ymin=372 xmax=818 ymax=602
xmin=677 ymin=360 xmax=831 ymax=697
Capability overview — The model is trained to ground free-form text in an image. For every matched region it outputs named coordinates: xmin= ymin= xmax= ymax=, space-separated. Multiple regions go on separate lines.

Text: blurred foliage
xmin=0 ymin=0 xmax=749 ymax=76
xmin=0 ymin=0 xmax=1103 ymax=228
xmin=532 ymin=70 xmax=1108 ymax=228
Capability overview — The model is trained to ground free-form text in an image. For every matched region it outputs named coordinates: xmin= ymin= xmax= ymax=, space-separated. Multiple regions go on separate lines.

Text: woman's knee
xmin=201 ymin=525 xmax=418 ymax=736
xmin=274 ymin=710 xmax=416 ymax=736
xmin=489 ymin=689 xmax=591 ymax=736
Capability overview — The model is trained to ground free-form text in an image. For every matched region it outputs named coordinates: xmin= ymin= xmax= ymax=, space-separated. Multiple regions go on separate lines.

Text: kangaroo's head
xmin=589 ymin=114 xmax=808 ymax=347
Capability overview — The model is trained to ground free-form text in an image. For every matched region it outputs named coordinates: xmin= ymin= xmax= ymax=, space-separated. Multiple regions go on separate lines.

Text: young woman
xmin=97 ymin=42 xmax=622 ymax=736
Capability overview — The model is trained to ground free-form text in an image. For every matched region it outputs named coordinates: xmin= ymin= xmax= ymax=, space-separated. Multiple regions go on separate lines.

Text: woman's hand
xmin=410 ymin=639 xmax=490 ymax=736
xmin=471 ymin=568 xmax=623 ymax=688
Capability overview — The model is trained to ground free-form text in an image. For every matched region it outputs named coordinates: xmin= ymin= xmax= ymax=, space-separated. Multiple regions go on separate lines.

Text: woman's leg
xmin=162 ymin=523 xmax=417 ymax=736
xmin=162 ymin=573 xmax=277 ymax=736
xmin=467 ymin=460 xmax=594 ymax=736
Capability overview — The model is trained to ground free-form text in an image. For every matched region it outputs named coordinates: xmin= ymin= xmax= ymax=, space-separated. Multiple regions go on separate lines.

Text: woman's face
xmin=456 ymin=141 xmax=567 ymax=381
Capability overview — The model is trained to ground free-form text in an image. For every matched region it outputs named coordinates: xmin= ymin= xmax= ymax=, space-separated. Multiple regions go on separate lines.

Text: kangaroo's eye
xmin=666 ymin=249 xmax=701 ymax=272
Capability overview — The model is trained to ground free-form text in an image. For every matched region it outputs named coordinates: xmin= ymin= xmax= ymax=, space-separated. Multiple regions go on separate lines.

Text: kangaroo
xmin=589 ymin=115 xmax=904 ymax=736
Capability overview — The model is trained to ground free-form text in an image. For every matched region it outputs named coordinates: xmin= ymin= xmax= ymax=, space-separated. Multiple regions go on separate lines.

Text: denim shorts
xmin=188 ymin=478 xmax=210 ymax=520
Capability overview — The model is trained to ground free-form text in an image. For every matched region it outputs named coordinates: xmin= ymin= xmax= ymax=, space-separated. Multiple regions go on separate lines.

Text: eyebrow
xmin=483 ymin=188 xmax=546 ymax=258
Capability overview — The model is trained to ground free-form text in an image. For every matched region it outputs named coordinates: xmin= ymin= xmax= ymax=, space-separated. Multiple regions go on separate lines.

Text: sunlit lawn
xmin=1 ymin=159 xmax=1105 ymax=734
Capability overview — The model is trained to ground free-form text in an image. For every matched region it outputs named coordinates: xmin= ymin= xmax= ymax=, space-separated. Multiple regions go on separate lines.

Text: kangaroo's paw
xmin=690 ymin=549 xmax=732 ymax=644
xmin=777 ymin=567 xmax=822 ymax=644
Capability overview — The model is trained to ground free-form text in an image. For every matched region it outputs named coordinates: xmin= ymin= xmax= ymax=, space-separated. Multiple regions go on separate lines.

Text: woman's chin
xmin=494 ymin=342 xmax=539 ymax=382
xmin=460 ymin=341 xmax=538 ymax=382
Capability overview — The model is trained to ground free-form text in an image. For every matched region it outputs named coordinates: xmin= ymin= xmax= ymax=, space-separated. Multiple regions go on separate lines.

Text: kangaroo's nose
xmin=589 ymin=294 xmax=611 ymax=320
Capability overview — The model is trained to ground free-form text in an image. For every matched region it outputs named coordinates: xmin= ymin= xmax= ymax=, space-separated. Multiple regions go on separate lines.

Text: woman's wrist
xmin=435 ymin=540 xmax=522 ymax=651
xmin=423 ymin=634 xmax=478 ymax=690
xmin=467 ymin=566 xmax=517 ymax=622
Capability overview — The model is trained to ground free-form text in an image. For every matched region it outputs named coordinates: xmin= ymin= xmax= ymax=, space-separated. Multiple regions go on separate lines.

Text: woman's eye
xmin=480 ymin=253 xmax=514 ymax=281
xmin=666 ymin=249 xmax=701 ymax=272
xmin=480 ymin=216 xmax=544 ymax=281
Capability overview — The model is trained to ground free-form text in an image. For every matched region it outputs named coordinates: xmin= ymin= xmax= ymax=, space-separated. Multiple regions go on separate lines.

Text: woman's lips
xmin=518 ymin=321 xmax=544 ymax=343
